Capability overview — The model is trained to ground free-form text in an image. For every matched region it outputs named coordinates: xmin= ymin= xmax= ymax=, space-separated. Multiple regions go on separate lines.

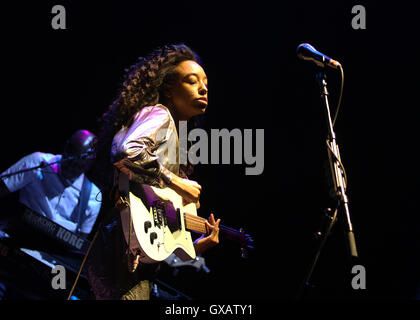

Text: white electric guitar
xmin=118 ymin=173 xmax=254 ymax=264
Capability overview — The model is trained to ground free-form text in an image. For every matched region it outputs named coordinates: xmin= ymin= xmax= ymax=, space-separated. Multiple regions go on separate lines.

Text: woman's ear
xmin=163 ymin=85 xmax=172 ymax=99
xmin=160 ymin=85 xmax=173 ymax=105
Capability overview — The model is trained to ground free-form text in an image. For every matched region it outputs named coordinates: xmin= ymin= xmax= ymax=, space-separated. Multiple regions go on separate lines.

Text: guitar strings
xmin=184 ymin=213 xmax=245 ymax=237
xmin=184 ymin=213 xmax=206 ymax=223
xmin=184 ymin=213 xmax=243 ymax=233
xmin=183 ymin=214 xmax=208 ymax=233
xmin=185 ymin=221 xmax=207 ymax=233
xmin=184 ymin=216 xmax=248 ymax=247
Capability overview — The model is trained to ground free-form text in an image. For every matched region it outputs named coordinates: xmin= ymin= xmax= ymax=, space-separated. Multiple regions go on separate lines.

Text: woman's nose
xmin=199 ymin=82 xmax=207 ymax=96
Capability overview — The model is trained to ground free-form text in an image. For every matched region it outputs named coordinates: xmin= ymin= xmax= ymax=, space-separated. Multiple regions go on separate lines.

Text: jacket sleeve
xmin=111 ymin=106 xmax=174 ymax=188
xmin=0 ymin=152 xmax=44 ymax=192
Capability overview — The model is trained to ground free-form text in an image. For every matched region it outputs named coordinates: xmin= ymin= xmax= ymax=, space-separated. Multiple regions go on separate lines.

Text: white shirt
xmin=1 ymin=152 xmax=101 ymax=234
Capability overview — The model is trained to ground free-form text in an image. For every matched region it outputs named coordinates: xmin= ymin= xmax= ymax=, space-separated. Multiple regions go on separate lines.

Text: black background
xmin=0 ymin=1 xmax=418 ymax=300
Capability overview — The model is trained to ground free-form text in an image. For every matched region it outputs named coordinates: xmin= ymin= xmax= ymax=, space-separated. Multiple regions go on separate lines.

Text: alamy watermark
xmin=52 ymin=5 xmax=367 ymax=31
xmin=51 ymin=264 xmax=66 ymax=290
xmin=351 ymin=5 xmax=366 ymax=30
xmin=51 ymin=5 xmax=66 ymax=30
xmin=161 ymin=121 xmax=264 ymax=176
xmin=351 ymin=264 xmax=366 ymax=290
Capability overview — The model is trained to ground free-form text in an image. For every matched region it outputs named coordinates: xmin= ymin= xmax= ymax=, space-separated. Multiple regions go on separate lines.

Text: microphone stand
xmin=0 ymin=154 xmax=90 ymax=180
xmin=0 ymin=160 xmax=62 ymax=180
xmin=297 ymin=68 xmax=358 ymax=298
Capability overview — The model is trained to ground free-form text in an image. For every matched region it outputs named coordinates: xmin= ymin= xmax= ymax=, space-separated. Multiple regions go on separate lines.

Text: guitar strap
xmin=65 ymin=176 xmax=94 ymax=300
xmin=75 ymin=175 xmax=92 ymax=233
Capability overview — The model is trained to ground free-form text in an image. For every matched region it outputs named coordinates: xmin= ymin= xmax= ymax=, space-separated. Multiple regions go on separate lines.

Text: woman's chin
xmin=194 ymin=102 xmax=207 ymax=113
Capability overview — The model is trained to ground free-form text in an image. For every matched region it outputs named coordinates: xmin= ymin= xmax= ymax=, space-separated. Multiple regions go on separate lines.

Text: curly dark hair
xmin=92 ymin=43 xmax=202 ymax=190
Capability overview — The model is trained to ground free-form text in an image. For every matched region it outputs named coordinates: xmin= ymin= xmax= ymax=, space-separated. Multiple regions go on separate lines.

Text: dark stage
xmin=0 ymin=0 xmax=418 ymax=304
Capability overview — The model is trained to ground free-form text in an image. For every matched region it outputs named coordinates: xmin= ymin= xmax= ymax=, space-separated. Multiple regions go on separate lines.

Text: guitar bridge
xmin=151 ymin=200 xmax=180 ymax=233
xmin=152 ymin=200 xmax=168 ymax=228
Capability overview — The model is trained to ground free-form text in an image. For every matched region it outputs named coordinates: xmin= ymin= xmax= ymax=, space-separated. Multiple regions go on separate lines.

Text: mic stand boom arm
xmin=0 ymin=155 xmax=84 ymax=180
xmin=0 ymin=160 xmax=62 ymax=180
xmin=316 ymin=70 xmax=358 ymax=259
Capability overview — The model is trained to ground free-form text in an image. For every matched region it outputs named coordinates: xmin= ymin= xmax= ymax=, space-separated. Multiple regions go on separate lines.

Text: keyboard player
xmin=0 ymin=129 xmax=102 ymax=300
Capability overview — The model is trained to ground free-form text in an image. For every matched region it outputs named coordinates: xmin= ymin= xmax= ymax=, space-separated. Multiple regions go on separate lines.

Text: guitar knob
xmin=150 ymin=232 xmax=158 ymax=244
xmin=144 ymin=221 xmax=152 ymax=233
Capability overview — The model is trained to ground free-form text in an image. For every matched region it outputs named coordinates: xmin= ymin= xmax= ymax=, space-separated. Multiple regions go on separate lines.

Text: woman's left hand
xmin=204 ymin=213 xmax=220 ymax=246
xmin=193 ymin=213 xmax=221 ymax=255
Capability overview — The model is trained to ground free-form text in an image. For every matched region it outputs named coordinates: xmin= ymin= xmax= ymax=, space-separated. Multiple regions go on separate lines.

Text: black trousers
xmin=86 ymin=213 xmax=160 ymax=300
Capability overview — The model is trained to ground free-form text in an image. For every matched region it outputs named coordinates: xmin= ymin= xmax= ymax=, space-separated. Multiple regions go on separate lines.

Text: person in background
xmin=0 ymin=129 xmax=102 ymax=300
xmin=0 ymin=129 xmax=102 ymax=236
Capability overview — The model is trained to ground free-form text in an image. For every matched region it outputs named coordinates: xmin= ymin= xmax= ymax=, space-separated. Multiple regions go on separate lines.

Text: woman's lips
xmin=195 ymin=98 xmax=208 ymax=105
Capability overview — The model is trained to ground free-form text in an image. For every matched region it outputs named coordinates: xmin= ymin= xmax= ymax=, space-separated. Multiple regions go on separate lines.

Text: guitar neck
xmin=184 ymin=213 xmax=246 ymax=245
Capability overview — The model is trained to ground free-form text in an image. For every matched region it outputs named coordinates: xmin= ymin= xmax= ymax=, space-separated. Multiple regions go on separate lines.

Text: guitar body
xmin=119 ymin=173 xmax=197 ymax=264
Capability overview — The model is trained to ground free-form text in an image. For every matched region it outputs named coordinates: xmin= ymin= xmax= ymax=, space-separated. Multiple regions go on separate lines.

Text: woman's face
xmin=166 ymin=60 xmax=208 ymax=121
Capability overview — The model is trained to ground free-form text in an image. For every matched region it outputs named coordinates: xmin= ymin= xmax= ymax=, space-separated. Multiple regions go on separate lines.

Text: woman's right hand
xmin=169 ymin=174 xmax=201 ymax=205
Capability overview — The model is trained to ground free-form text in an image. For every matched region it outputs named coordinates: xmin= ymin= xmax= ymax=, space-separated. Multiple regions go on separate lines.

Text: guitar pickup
xmin=151 ymin=200 xmax=181 ymax=233
xmin=152 ymin=200 xmax=167 ymax=228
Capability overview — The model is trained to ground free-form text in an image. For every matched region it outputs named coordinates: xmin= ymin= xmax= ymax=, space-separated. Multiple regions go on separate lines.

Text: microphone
xmin=297 ymin=43 xmax=341 ymax=69
xmin=61 ymin=151 xmax=96 ymax=162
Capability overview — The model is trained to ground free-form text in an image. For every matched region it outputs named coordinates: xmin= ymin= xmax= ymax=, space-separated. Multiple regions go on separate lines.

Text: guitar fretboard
xmin=183 ymin=213 xmax=246 ymax=245
xmin=184 ymin=213 xmax=208 ymax=234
